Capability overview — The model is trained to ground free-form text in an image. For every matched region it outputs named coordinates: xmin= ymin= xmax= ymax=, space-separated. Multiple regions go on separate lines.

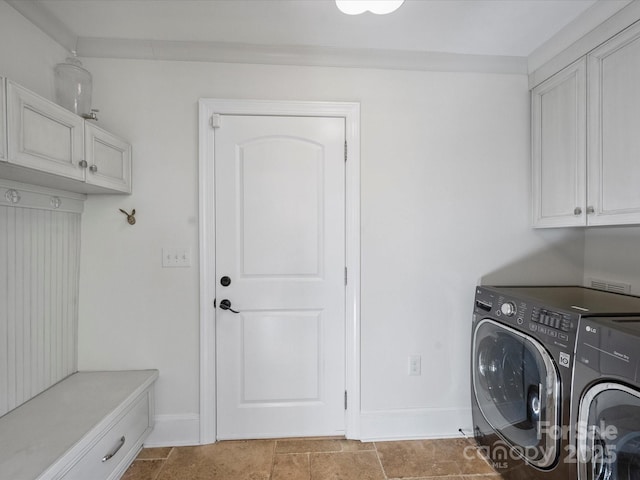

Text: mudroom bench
xmin=0 ymin=369 xmax=158 ymax=480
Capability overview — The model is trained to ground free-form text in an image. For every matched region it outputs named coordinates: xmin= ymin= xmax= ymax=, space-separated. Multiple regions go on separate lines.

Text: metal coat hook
xmin=119 ymin=208 xmax=136 ymax=225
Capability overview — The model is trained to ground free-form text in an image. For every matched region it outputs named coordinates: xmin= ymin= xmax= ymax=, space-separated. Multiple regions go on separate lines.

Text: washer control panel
xmin=473 ymin=287 xmax=579 ymax=348
xmin=529 ymin=307 xmax=574 ymax=343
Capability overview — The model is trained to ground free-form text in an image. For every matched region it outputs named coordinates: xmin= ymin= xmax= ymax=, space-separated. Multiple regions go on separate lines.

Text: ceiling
xmin=7 ymin=0 xmax=633 ymax=72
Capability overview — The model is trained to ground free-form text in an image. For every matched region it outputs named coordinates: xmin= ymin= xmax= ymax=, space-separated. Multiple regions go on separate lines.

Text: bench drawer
xmin=61 ymin=392 xmax=151 ymax=480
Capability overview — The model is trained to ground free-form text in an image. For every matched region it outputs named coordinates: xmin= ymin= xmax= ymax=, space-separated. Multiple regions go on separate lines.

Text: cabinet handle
xmin=574 ymin=207 xmax=582 ymax=215
xmin=79 ymin=160 xmax=88 ymax=168
xmin=102 ymin=436 xmax=126 ymax=462
xmin=89 ymin=164 xmax=98 ymax=173
xmin=587 ymin=206 xmax=595 ymax=214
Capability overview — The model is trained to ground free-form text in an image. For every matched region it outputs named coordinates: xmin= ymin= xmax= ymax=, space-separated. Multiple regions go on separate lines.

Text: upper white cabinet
xmin=85 ymin=123 xmax=132 ymax=193
xmin=532 ymin=58 xmax=587 ymax=228
xmin=7 ymin=80 xmax=85 ymax=180
xmin=0 ymin=78 xmax=6 ymax=163
xmin=532 ymin=21 xmax=640 ymax=228
xmin=587 ymin=23 xmax=640 ymax=226
xmin=0 ymin=79 xmax=132 ymax=194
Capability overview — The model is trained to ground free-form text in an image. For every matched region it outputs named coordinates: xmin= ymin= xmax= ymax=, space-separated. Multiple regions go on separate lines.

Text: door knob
xmin=219 ymin=299 xmax=240 ymax=313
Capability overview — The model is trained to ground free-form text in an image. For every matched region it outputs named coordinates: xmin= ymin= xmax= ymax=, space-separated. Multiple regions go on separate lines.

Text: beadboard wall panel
xmin=0 ymin=205 xmax=81 ymax=416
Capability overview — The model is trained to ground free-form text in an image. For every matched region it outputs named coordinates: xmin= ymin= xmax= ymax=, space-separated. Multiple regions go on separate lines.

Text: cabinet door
xmin=531 ymin=58 xmax=587 ymax=228
xmin=0 ymin=78 xmax=6 ymax=163
xmin=7 ymin=81 xmax=85 ymax=180
xmin=588 ymin=22 xmax=640 ymax=226
xmin=85 ymin=123 xmax=132 ymax=193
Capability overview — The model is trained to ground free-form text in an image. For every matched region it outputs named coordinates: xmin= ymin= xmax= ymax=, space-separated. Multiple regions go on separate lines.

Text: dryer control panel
xmin=577 ymin=318 xmax=640 ymax=381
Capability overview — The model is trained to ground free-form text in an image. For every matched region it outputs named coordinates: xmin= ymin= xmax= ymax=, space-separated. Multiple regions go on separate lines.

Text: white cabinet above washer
xmin=532 ymin=21 xmax=640 ymax=228
xmin=0 ymin=79 xmax=132 ymax=194
xmin=586 ymin=23 xmax=640 ymax=226
xmin=531 ymin=58 xmax=586 ymax=228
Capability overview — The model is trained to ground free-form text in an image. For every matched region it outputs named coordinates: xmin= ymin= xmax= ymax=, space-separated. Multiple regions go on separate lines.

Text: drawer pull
xmin=102 ymin=436 xmax=126 ymax=462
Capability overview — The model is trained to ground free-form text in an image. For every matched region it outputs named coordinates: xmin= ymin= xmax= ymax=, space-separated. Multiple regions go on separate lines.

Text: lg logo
xmin=585 ymin=325 xmax=597 ymax=333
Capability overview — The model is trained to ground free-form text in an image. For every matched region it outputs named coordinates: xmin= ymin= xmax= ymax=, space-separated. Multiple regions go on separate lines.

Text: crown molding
xmin=8 ymin=0 xmax=631 ymax=77
xmin=76 ymin=37 xmax=527 ymax=74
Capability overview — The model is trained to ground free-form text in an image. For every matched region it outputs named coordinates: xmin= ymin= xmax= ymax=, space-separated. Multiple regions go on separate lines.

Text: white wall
xmin=0 ymin=1 xmax=67 ymax=99
xmin=74 ymin=57 xmax=584 ymax=442
xmin=1 ymin=0 xmax=586 ymax=443
xmin=584 ymin=227 xmax=640 ymax=295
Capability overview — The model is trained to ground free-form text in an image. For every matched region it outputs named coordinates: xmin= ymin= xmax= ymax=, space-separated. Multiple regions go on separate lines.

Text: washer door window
xmin=473 ymin=319 xmax=560 ymax=468
xmin=578 ymin=383 xmax=640 ymax=480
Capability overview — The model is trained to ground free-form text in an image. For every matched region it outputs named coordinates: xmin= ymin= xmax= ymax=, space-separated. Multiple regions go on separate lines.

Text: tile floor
xmin=122 ymin=437 xmax=503 ymax=480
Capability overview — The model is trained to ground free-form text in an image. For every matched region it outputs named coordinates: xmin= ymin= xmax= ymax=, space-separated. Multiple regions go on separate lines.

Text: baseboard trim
xmin=359 ymin=407 xmax=472 ymax=442
xmin=144 ymin=414 xmax=201 ymax=447
xmin=142 ymin=408 xmax=472 ymax=446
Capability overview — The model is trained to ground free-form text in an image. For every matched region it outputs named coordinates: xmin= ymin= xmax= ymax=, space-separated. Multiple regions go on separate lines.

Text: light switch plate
xmin=162 ymin=248 xmax=191 ymax=267
xmin=408 ymin=355 xmax=421 ymax=376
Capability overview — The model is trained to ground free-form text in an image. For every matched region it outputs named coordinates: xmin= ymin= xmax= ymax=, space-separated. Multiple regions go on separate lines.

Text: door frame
xmin=198 ymin=99 xmax=361 ymax=443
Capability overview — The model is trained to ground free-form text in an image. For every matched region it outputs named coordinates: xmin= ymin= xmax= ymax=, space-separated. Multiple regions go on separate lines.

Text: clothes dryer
xmin=573 ymin=317 xmax=640 ymax=480
xmin=471 ymin=286 xmax=640 ymax=480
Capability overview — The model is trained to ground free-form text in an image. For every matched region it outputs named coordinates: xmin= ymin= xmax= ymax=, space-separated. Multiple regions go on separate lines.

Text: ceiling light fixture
xmin=336 ymin=0 xmax=404 ymax=15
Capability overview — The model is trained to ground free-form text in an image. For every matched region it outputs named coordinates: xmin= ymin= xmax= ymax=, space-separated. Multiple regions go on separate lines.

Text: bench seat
xmin=0 ymin=370 xmax=158 ymax=480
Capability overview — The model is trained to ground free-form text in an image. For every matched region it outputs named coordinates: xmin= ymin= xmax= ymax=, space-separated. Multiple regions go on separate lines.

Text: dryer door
xmin=578 ymin=383 xmax=640 ymax=480
xmin=473 ymin=319 xmax=560 ymax=468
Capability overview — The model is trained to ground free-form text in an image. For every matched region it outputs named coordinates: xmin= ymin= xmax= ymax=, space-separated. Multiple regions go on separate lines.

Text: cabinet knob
xmin=79 ymin=160 xmax=88 ymax=168
xmin=89 ymin=164 xmax=98 ymax=173
xmin=4 ymin=189 xmax=20 ymax=204
xmin=574 ymin=207 xmax=582 ymax=215
xmin=587 ymin=206 xmax=595 ymax=214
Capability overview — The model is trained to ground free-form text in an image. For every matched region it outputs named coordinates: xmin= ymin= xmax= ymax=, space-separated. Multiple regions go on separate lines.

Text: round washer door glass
xmin=578 ymin=383 xmax=640 ymax=480
xmin=473 ymin=319 xmax=560 ymax=468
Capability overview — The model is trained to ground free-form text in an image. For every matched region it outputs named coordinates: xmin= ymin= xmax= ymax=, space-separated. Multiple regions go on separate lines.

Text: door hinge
xmin=344 ymin=390 xmax=348 ymax=410
xmin=210 ymin=114 xmax=221 ymax=129
xmin=344 ymin=267 xmax=348 ymax=286
xmin=344 ymin=140 xmax=347 ymax=162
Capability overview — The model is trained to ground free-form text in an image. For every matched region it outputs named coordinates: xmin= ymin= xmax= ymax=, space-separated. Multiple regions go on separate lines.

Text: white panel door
xmin=215 ymin=115 xmax=345 ymax=439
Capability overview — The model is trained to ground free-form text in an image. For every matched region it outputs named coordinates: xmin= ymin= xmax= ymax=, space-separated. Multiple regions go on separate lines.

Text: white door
xmin=215 ymin=115 xmax=346 ymax=439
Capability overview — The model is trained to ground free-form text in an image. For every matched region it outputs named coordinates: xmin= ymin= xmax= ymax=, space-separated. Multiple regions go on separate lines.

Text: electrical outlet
xmin=408 ymin=355 xmax=421 ymax=376
xmin=162 ymin=248 xmax=191 ymax=267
